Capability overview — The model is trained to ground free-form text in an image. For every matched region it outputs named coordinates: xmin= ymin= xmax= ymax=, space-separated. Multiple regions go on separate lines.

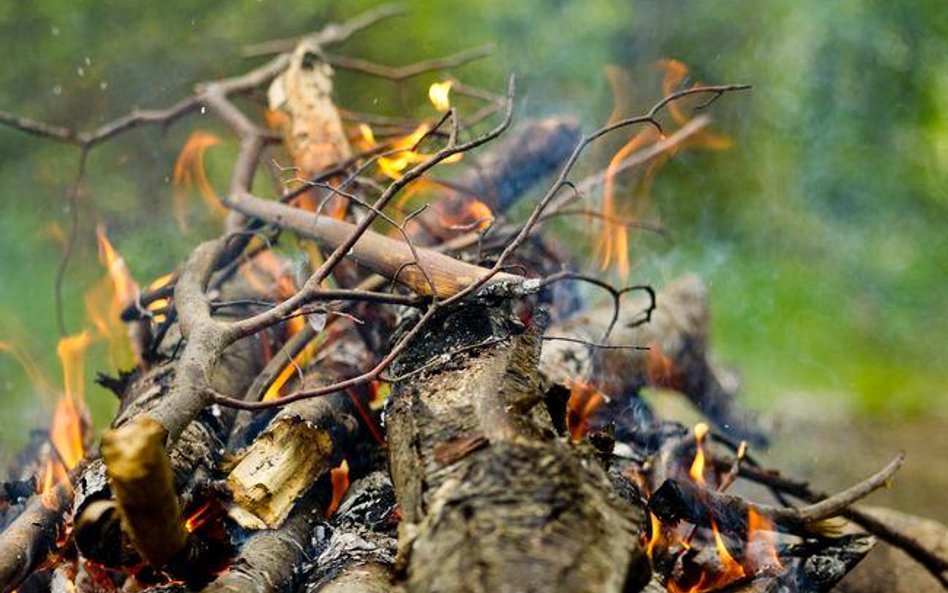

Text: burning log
xmin=200 ymin=493 xmax=324 ymax=593
xmin=302 ymin=470 xmax=398 ymax=593
xmin=540 ymin=274 xmax=766 ymax=444
xmin=647 ymin=454 xmax=904 ymax=541
xmin=386 ymin=303 xmax=651 ymax=593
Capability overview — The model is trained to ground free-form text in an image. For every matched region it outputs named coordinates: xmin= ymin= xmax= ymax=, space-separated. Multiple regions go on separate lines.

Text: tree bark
xmin=387 ymin=303 xmax=651 ymax=593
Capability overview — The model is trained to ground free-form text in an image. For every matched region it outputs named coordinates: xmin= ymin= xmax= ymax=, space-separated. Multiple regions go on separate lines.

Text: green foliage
xmin=0 ymin=0 xmax=945 ymax=458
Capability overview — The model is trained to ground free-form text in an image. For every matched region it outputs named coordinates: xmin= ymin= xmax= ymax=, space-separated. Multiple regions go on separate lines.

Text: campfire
xmin=1 ymin=5 xmax=946 ymax=593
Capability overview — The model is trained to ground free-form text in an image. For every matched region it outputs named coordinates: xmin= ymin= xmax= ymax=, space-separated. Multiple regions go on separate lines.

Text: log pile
xmin=1 ymin=6 xmax=946 ymax=593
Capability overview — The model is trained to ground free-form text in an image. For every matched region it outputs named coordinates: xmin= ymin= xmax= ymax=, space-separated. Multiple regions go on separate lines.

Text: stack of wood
xmin=0 ymin=6 xmax=946 ymax=593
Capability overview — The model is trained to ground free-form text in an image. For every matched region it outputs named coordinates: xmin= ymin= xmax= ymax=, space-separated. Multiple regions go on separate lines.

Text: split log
xmin=386 ymin=303 xmax=651 ymax=593
xmin=225 ymin=324 xmax=368 ymax=529
xmin=303 ymin=470 xmax=398 ymax=593
xmin=540 ymin=274 xmax=766 ymax=444
xmin=226 ymin=395 xmax=357 ymax=529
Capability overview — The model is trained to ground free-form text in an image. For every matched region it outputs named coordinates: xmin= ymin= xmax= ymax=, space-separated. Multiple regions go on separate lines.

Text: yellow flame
xmin=87 ymin=226 xmax=141 ymax=368
xmin=428 ymin=80 xmax=454 ymax=112
xmin=689 ymin=422 xmax=710 ymax=485
xmin=172 ymin=130 xmax=227 ymax=232
xmin=47 ymin=331 xmax=92 ymax=477
xmin=711 ymin=520 xmax=747 ymax=582
xmin=646 ymin=511 xmax=663 ymax=561
xmin=378 ymin=123 xmax=431 ymax=179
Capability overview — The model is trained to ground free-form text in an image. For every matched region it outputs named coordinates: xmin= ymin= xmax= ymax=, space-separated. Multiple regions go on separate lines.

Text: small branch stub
xmin=101 ymin=416 xmax=189 ymax=568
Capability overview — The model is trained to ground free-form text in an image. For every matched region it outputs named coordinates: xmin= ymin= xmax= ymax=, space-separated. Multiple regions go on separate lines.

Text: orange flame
xmin=667 ymin=521 xmax=747 ymax=593
xmin=659 ymin=59 xmax=733 ymax=150
xmin=428 ymin=80 xmax=454 ymax=112
xmin=646 ymin=342 xmax=677 ymax=389
xmin=325 ymin=459 xmax=350 ymax=518
xmin=746 ymin=508 xmax=782 ymax=571
xmin=646 ymin=511 xmax=664 ymax=561
xmin=172 ymin=130 xmax=227 ymax=232
xmin=437 ymin=198 xmax=494 ymax=233
xmin=261 ymin=337 xmax=322 ymax=402
xmin=689 ymin=422 xmax=710 ymax=485
xmin=565 ymin=378 xmax=606 ymax=442
xmin=86 ymin=226 xmax=142 ymax=368
xmin=52 ymin=332 xmax=91 ymax=470
xmin=597 ymin=127 xmax=658 ymax=278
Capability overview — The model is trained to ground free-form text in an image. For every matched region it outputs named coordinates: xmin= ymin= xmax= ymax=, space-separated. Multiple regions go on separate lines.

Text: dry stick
xmin=727 ymin=459 xmax=948 ymax=587
xmin=326 ymin=44 xmax=494 ymax=82
xmin=648 ymin=454 xmax=904 ymax=540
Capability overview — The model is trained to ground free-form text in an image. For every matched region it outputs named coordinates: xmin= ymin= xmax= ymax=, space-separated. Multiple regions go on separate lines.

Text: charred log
xmin=303 ymin=470 xmax=397 ymax=593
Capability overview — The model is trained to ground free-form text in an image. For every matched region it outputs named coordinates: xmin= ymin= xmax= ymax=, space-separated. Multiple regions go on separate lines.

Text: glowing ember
xmin=172 ymin=130 xmax=227 ymax=231
xmin=325 ymin=459 xmax=350 ymax=518
xmin=689 ymin=422 xmax=710 ymax=485
xmin=565 ymin=378 xmax=606 ymax=442
xmin=428 ymin=80 xmax=454 ymax=112
xmin=368 ymin=380 xmax=391 ymax=411
xmin=185 ymin=502 xmax=213 ymax=533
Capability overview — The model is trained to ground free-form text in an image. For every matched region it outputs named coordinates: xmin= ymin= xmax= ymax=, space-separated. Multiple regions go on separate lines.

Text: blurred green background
xmin=0 ymin=1 xmax=945 ymax=517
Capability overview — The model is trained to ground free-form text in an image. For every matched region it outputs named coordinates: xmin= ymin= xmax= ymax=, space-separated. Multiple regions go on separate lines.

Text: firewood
xmin=540 ymin=273 xmax=766 ymax=444
xmin=647 ymin=454 xmax=904 ymax=540
xmin=386 ymin=303 xmax=651 ymax=593
xmin=226 ymin=395 xmax=357 ymax=529
xmin=411 ymin=117 xmax=581 ymax=244
xmin=303 ymin=470 xmax=397 ymax=593
xmin=101 ymin=416 xmax=188 ymax=567
xmin=200 ymin=493 xmax=324 ymax=593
